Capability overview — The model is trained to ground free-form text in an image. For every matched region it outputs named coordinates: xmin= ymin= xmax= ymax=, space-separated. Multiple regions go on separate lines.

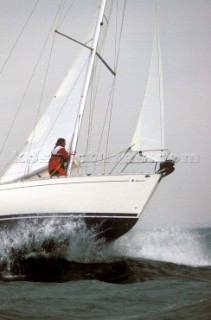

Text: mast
xmin=67 ymin=0 xmax=108 ymax=175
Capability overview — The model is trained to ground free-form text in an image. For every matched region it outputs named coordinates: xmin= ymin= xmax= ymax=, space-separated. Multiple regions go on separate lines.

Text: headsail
xmin=131 ymin=18 xmax=165 ymax=162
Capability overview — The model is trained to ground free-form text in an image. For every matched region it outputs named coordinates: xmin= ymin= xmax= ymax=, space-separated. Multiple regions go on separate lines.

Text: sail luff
xmin=67 ymin=0 xmax=110 ymax=174
xmin=155 ymin=0 xmax=165 ymax=153
xmin=156 ymin=19 xmax=165 ymax=152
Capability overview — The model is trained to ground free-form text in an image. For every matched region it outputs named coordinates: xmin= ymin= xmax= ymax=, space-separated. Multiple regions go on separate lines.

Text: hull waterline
xmin=0 ymin=174 xmax=161 ymax=245
xmin=0 ymin=213 xmax=138 ymax=243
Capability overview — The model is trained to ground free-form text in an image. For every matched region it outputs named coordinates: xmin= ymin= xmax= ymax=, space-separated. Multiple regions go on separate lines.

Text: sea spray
xmin=0 ymin=217 xmax=107 ymax=277
xmin=113 ymin=228 xmax=211 ymax=267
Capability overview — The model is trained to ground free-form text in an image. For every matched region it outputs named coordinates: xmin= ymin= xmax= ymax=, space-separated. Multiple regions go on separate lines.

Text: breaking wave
xmin=0 ymin=221 xmax=210 ymax=282
xmin=0 ymin=218 xmax=107 ymax=279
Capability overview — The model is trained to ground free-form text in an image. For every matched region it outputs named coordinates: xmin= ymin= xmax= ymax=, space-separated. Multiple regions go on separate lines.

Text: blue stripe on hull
xmin=0 ymin=212 xmax=138 ymax=220
xmin=0 ymin=213 xmax=138 ymax=242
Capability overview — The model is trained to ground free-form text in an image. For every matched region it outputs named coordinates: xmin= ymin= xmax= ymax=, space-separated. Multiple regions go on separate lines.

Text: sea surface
xmin=0 ymin=224 xmax=210 ymax=320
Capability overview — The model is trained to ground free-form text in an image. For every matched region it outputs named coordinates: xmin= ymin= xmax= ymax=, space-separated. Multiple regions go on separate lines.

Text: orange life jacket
xmin=48 ymin=146 xmax=70 ymax=176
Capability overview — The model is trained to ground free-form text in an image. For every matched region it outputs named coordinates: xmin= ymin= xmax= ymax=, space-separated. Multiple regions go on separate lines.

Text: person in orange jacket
xmin=48 ymin=138 xmax=70 ymax=177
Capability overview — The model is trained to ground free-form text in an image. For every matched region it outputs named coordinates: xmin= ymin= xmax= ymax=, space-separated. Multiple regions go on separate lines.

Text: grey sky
xmin=0 ymin=0 xmax=210 ymax=227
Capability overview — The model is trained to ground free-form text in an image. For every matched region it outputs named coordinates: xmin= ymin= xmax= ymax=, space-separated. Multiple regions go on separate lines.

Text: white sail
xmin=0 ymin=1 xmax=113 ymax=183
xmin=0 ymin=1 xmax=174 ymax=245
xmin=0 ymin=46 xmax=90 ymax=183
xmin=131 ymin=19 xmax=165 ymax=162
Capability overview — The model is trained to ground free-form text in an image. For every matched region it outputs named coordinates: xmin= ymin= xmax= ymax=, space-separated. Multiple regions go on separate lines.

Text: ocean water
xmin=0 ymin=224 xmax=210 ymax=320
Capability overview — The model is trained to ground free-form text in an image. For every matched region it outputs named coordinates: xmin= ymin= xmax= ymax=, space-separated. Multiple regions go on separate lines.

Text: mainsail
xmin=0 ymin=1 xmax=175 ymax=245
xmin=0 ymin=46 xmax=90 ymax=183
xmin=131 ymin=19 xmax=165 ymax=162
xmin=0 ymin=0 xmax=112 ymax=183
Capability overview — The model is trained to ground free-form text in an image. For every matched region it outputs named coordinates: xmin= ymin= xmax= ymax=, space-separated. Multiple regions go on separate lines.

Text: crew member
xmin=48 ymin=138 xmax=70 ymax=177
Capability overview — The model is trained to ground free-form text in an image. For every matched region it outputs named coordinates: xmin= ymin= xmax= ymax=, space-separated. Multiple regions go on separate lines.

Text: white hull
xmin=0 ymin=173 xmax=161 ymax=242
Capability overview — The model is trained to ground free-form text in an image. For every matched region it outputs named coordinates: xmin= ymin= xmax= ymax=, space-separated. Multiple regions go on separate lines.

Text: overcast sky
xmin=0 ymin=0 xmax=210 ymax=228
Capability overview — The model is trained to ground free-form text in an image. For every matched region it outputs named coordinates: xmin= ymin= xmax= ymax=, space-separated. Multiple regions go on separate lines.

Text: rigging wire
xmin=92 ymin=77 xmax=114 ymax=174
xmin=83 ymin=75 xmax=96 ymax=175
xmin=55 ymin=0 xmax=66 ymax=30
xmin=0 ymin=1 xmax=64 ymax=163
xmin=103 ymin=0 xmax=127 ymax=173
xmin=27 ymin=0 xmax=99 ymax=173
xmin=81 ymin=2 xmax=117 ymax=175
xmin=114 ymin=0 xmax=127 ymax=76
xmin=91 ymin=65 xmax=115 ymax=173
xmin=56 ymin=0 xmax=76 ymax=30
xmin=31 ymin=55 xmax=91 ymax=162
xmin=88 ymin=0 xmax=127 ymax=174
xmin=76 ymin=145 xmax=134 ymax=173
xmin=25 ymin=1 xmax=96 ymax=179
xmin=25 ymin=1 xmax=67 ymax=175
xmin=78 ymin=14 xmax=106 ymax=175
xmin=24 ymin=34 xmax=57 ymax=176
xmin=84 ymin=44 xmax=106 ymax=175
xmin=103 ymin=80 xmax=115 ymax=174
xmin=0 ymin=0 xmax=40 ymax=74
xmin=2 ymin=0 xmax=128 ymax=177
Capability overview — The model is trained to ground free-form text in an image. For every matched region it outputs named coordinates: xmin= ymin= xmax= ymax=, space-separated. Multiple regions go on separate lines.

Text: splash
xmin=112 ymin=227 xmax=211 ymax=267
xmin=1 ymin=219 xmax=210 ymax=281
xmin=0 ymin=217 xmax=108 ymax=278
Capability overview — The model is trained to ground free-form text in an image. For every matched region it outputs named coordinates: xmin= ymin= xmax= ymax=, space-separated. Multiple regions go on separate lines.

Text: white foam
xmin=111 ymin=228 xmax=211 ymax=267
xmin=0 ymin=218 xmax=108 ymax=272
xmin=1 ymin=221 xmax=210 ymax=269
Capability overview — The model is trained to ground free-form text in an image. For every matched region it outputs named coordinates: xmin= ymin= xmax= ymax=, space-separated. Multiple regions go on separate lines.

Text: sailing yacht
xmin=0 ymin=0 xmax=174 ymax=244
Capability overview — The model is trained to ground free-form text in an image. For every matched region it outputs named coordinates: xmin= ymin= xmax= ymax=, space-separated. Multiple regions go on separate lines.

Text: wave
xmin=1 ymin=255 xmax=211 ymax=284
xmin=0 ymin=221 xmax=210 ymax=282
